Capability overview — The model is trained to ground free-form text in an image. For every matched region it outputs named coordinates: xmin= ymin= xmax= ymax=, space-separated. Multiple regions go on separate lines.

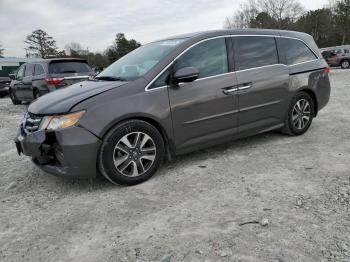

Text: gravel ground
xmin=1 ymin=69 xmax=350 ymax=262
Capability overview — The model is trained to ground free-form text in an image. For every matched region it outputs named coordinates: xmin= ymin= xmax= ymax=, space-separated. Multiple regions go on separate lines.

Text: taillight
xmin=325 ymin=66 xmax=331 ymax=74
xmin=45 ymin=78 xmax=64 ymax=85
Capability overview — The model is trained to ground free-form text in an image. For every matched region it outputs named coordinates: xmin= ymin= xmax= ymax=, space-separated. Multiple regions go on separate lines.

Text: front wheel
xmin=341 ymin=60 xmax=350 ymax=69
xmin=98 ymin=120 xmax=165 ymax=185
xmin=281 ymin=92 xmax=314 ymax=136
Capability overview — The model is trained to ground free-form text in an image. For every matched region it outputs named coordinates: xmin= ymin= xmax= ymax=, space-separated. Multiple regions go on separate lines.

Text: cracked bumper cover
xmin=15 ymin=126 xmax=102 ymax=178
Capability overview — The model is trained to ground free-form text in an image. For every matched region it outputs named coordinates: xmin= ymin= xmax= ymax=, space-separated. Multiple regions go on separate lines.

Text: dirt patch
xmin=1 ymin=69 xmax=350 ymax=261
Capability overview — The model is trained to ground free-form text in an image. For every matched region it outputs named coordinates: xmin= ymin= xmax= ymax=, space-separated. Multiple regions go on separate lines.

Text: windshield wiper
xmin=95 ymin=76 xmax=127 ymax=81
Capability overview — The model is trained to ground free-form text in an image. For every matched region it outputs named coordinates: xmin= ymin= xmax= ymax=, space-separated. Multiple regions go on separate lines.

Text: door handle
xmin=238 ymin=84 xmax=252 ymax=91
xmin=222 ymin=87 xmax=238 ymax=95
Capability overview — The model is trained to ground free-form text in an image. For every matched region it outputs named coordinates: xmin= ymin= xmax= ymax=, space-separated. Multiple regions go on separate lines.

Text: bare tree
xmin=224 ymin=0 xmax=259 ymax=29
xmin=24 ymin=29 xmax=58 ymax=58
xmin=258 ymin=0 xmax=304 ymax=25
xmin=65 ymin=42 xmax=83 ymax=56
xmin=224 ymin=0 xmax=304 ymax=29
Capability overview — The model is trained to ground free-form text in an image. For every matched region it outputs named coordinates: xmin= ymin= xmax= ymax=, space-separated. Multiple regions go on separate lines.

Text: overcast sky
xmin=0 ymin=0 xmax=329 ymax=57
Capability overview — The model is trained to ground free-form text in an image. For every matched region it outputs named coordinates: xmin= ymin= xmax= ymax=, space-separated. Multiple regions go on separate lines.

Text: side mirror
xmin=9 ymin=74 xmax=16 ymax=80
xmin=173 ymin=67 xmax=199 ymax=84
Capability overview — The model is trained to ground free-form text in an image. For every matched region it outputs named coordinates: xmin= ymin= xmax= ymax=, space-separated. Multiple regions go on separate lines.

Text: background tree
xmin=65 ymin=42 xmax=84 ymax=57
xmin=224 ymin=0 xmax=350 ymax=47
xmin=225 ymin=0 xmax=304 ymax=29
xmin=106 ymin=33 xmax=141 ymax=63
xmin=0 ymin=43 xmax=4 ymax=57
xmin=334 ymin=0 xmax=350 ymax=45
xmin=294 ymin=8 xmax=339 ymax=47
xmin=24 ymin=29 xmax=58 ymax=58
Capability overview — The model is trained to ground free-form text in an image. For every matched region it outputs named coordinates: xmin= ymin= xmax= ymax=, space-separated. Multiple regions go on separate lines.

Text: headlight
xmin=39 ymin=111 xmax=85 ymax=130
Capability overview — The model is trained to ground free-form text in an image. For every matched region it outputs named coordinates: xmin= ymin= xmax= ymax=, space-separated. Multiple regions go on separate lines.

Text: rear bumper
xmin=15 ymin=125 xmax=101 ymax=179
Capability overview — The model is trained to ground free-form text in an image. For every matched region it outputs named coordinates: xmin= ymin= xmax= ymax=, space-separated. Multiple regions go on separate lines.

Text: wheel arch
xmin=100 ymin=116 xmax=175 ymax=161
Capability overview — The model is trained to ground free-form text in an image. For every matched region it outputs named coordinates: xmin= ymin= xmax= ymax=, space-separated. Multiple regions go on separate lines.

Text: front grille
xmin=22 ymin=112 xmax=42 ymax=133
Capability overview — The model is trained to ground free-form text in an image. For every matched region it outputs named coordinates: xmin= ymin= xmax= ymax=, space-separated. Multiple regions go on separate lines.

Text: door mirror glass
xmin=173 ymin=67 xmax=199 ymax=84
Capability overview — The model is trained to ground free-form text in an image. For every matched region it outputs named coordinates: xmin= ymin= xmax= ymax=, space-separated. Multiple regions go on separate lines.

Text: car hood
xmin=28 ymin=80 xmax=127 ymax=115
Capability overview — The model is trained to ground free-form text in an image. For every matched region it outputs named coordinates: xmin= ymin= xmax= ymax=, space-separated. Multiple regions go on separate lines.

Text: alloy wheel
xmin=292 ymin=99 xmax=311 ymax=130
xmin=341 ymin=60 xmax=350 ymax=69
xmin=113 ymin=132 xmax=156 ymax=177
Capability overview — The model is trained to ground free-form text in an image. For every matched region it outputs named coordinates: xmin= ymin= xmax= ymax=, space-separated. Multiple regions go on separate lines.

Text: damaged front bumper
xmin=15 ymin=124 xmax=102 ymax=179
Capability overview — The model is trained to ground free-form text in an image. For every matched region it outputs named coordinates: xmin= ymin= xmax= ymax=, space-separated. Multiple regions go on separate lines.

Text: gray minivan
xmin=9 ymin=58 xmax=93 ymax=104
xmin=15 ymin=29 xmax=331 ymax=185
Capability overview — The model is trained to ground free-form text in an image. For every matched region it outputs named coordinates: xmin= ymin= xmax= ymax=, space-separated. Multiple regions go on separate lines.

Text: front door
xmin=168 ymin=37 xmax=239 ymax=153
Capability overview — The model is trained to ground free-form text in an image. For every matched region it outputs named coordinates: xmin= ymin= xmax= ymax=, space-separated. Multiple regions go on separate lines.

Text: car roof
xmin=156 ymin=29 xmax=312 ymax=42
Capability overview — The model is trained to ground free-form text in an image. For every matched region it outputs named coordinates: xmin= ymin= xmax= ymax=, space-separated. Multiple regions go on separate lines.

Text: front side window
xmin=278 ymin=38 xmax=317 ymax=65
xmin=174 ymin=38 xmax=228 ymax=79
xmin=236 ymin=36 xmax=278 ymax=70
xmin=98 ymin=39 xmax=186 ymax=81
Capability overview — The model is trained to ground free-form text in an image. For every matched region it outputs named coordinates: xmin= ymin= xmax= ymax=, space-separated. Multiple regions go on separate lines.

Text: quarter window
xmin=175 ymin=38 xmax=228 ymax=79
xmin=278 ymin=38 xmax=317 ymax=65
xmin=149 ymin=70 xmax=170 ymax=89
xmin=235 ymin=36 xmax=278 ymax=70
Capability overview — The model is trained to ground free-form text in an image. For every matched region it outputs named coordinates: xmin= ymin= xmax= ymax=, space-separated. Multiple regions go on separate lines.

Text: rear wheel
xmin=281 ymin=92 xmax=314 ymax=136
xmin=341 ymin=60 xmax=350 ymax=69
xmin=99 ymin=120 xmax=165 ymax=185
xmin=9 ymin=88 xmax=20 ymax=105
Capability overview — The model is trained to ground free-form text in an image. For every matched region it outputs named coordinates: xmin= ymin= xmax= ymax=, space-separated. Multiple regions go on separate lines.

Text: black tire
xmin=9 ymin=88 xmax=20 ymax=105
xmin=33 ymin=89 xmax=41 ymax=99
xmin=340 ymin=59 xmax=350 ymax=69
xmin=281 ymin=91 xmax=315 ymax=136
xmin=98 ymin=120 xmax=165 ymax=185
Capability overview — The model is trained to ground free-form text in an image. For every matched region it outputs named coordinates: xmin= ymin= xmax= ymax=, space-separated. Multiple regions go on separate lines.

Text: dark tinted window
xmin=344 ymin=49 xmax=349 ymax=54
xmin=49 ymin=61 xmax=91 ymax=74
xmin=175 ymin=38 xmax=228 ymax=79
xmin=24 ymin=63 xmax=33 ymax=77
xmin=236 ymin=36 xmax=278 ymax=70
xmin=34 ymin=64 xmax=45 ymax=75
xmin=279 ymin=38 xmax=317 ymax=65
xmin=149 ymin=70 xmax=170 ymax=89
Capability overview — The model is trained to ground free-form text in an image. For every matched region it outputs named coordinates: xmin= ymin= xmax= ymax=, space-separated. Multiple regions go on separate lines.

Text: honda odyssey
xmin=15 ymin=29 xmax=331 ymax=185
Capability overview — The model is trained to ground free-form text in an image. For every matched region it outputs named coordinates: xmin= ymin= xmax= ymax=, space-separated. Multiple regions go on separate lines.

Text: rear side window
xmin=278 ymin=38 xmax=317 ymax=65
xmin=235 ymin=36 xmax=278 ymax=70
xmin=34 ymin=64 xmax=45 ymax=75
xmin=49 ymin=61 xmax=91 ymax=74
xmin=175 ymin=38 xmax=228 ymax=79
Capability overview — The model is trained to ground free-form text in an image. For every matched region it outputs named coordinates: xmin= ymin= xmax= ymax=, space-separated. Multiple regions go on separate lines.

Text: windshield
xmin=97 ymin=38 xmax=186 ymax=81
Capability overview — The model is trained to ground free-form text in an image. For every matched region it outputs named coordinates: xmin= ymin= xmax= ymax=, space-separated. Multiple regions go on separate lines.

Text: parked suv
xmin=15 ymin=30 xmax=331 ymax=185
xmin=9 ymin=58 xmax=93 ymax=104
xmin=322 ymin=48 xmax=350 ymax=69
